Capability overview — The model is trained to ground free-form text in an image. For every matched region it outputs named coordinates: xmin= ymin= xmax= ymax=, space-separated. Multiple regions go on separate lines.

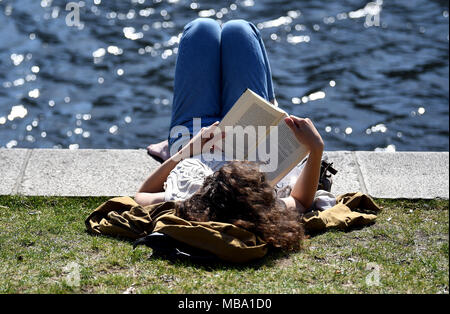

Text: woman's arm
xmin=289 ymin=146 xmax=323 ymax=210
xmin=134 ymin=155 xmax=183 ymax=206
xmin=281 ymin=116 xmax=324 ymax=212
xmin=135 ymin=122 xmax=221 ymax=206
xmin=134 ymin=192 xmax=166 ymax=207
xmin=137 ymin=156 xmax=182 ymax=193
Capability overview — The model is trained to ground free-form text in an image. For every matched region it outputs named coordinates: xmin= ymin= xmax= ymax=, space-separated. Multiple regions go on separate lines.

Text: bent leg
xmin=220 ymin=19 xmax=275 ymax=117
xmin=169 ymin=18 xmax=222 ymax=146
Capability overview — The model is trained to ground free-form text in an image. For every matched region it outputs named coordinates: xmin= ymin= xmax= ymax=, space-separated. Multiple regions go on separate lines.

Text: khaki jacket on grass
xmin=85 ymin=192 xmax=381 ymax=263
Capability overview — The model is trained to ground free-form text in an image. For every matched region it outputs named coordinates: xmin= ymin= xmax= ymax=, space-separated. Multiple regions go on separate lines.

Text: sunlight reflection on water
xmin=0 ymin=0 xmax=448 ymax=151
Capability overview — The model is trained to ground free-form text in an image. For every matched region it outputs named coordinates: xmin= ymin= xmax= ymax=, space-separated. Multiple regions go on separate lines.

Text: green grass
xmin=0 ymin=196 xmax=448 ymax=294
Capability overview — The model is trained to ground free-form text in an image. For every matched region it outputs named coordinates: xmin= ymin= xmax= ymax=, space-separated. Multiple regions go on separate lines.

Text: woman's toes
xmin=146 ymin=140 xmax=170 ymax=162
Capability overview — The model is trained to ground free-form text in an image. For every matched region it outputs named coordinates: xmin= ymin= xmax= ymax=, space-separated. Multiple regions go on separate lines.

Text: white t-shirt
xmin=164 ymin=154 xmax=227 ymax=201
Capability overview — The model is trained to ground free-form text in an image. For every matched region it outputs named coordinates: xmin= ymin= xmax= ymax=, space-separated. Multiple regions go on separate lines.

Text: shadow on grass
xmin=304 ymin=222 xmax=376 ymax=239
xmin=86 ymin=230 xmax=294 ymax=271
xmin=146 ymin=248 xmax=294 ymax=271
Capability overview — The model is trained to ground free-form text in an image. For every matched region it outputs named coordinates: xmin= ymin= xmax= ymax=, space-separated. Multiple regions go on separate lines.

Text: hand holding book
xmin=175 ymin=121 xmax=223 ymax=161
xmin=283 ymin=116 xmax=324 ymax=154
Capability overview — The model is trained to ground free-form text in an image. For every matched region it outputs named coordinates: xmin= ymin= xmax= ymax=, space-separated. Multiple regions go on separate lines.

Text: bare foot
xmin=146 ymin=139 xmax=170 ymax=162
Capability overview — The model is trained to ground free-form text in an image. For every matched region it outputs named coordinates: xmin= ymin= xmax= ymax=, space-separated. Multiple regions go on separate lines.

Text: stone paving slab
xmin=323 ymin=151 xmax=362 ymax=196
xmin=0 ymin=149 xmax=448 ymax=198
xmin=0 ymin=148 xmax=29 ymax=195
xmin=18 ymin=149 xmax=158 ymax=196
xmin=355 ymin=151 xmax=449 ymax=199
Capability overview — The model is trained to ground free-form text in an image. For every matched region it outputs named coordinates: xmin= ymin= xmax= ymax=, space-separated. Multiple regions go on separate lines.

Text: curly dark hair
xmin=175 ymin=161 xmax=304 ymax=251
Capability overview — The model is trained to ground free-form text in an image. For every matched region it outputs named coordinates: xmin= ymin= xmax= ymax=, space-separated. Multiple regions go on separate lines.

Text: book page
xmin=263 ymin=118 xmax=309 ymax=186
xmin=219 ymin=89 xmax=286 ymax=160
xmin=216 ymin=88 xmax=308 ymax=187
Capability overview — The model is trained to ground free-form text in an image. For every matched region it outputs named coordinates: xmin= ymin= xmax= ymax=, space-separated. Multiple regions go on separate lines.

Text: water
xmin=0 ymin=0 xmax=448 ymax=151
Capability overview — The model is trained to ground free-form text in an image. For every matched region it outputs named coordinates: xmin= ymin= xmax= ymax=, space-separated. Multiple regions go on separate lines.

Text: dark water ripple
xmin=0 ymin=0 xmax=448 ymax=151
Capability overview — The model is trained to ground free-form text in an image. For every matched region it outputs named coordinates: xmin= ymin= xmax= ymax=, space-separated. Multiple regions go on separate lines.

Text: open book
xmin=218 ymin=88 xmax=308 ymax=187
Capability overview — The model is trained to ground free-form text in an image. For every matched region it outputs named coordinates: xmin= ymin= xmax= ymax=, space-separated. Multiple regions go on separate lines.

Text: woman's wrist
xmin=168 ymin=150 xmax=185 ymax=163
xmin=308 ymin=142 xmax=324 ymax=155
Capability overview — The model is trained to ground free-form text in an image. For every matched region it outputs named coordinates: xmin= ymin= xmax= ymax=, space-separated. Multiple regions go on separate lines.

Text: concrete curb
xmin=0 ymin=148 xmax=448 ymax=199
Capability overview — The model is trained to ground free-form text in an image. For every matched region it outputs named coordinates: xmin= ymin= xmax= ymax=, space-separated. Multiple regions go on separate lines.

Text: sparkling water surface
xmin=0 ymin=0 xmax=448 ymax=151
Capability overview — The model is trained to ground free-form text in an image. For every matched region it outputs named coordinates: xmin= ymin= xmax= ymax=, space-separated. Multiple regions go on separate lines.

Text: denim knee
xmin=184 ymin=17 xmax=221 ymax=40
xmin=221 ymin=19 xmax=259 ymax=41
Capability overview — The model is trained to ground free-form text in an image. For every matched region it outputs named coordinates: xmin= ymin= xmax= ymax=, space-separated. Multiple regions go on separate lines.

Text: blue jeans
xmin=168 ymin=18 xmax=275 ymax=147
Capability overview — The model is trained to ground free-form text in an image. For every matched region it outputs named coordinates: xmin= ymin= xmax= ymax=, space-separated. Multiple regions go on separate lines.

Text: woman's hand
xmin=284 ymin=116 xmax=324 ymax=153
xmin=175 ymin=121 xmax=222 ymax=161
